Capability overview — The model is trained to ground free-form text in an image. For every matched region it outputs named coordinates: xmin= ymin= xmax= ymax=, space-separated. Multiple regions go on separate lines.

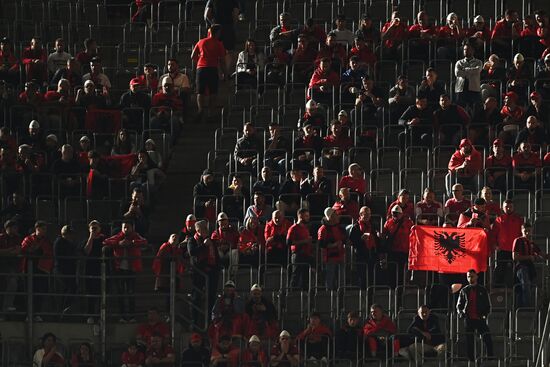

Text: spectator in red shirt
xmin=291 ymin=35 xmax=317 ymax=84
xmin=136 ymin=307 xmax=170 ymax=351
xmin=70 ymin=342 xmax=95 ymax=367
xmin=500 ymin=92 xmax=524 ymax=147
xmin=408 ymin=11 xmax=437 ymax=59
xmin=242 ymin=335 xmax=268 ymax=366
xmin=152 ymin=233 xmax=185 ymax=308
xmin=445 ymin=183 xmax=471 ymax=224
xmin=363 ymin=304 xmax=399 ymax=358
xmin=437 ymin=12 xmax=465 ymax=59
xmin=492 ymin=199 xmax=523 ymax=287
xmin=338 ymin=163 xmax=367 ymax=195
xmin=512 ymin=140 xmax=541 ymax=191
xmin=308 ymin=57 xmax=340 ymax=105
xmin=287 ymin=208 xmax=313 ymax=289
xmin=297 ymin=312 xmax=332 ymax=362
xmin=191 ymin=24 xmax=226 ymax=119
xmin=45 ymin=78 xmax=73 ymax=105
xmin=121 ymin=341 xmax=145 ymax=367
xmin=210 ymin=335 xmax=240 ymax=367
xmin=150 ymin=78 xmax=183 ymax=134
xmin=145 ymin=334 xmax=175 ymax=366
xmin=448 ymin=138 xmax=482 ymax=192
xmin=415 ymin=187 xmax=444 ymax=225
xmin=18 ymin=81 xmax=44 ymax=108
xmin=76 ymin=38 xmax=98 ymax=75
xmin=318 ymin=208 xmax=347 ymax=290
xmin=137 ymin=63 xmax=159 ymax=93
xmin=486 ymin=138 xmax=512 ymax=192
xmin=211 ymin=211 xmax=239 ymax=268
xmin=245 ymin=284 xmax=279 ymax=340
xmin=264 ymin=209 xmax=291 ymax=266
xmin=238 ymin=216 xmax=263 ymax=267
xmin=323 ymin=120 xmax=352 ymax=172
xmin=349 ymin=36 xmax=377 ymax=70
xmin=381 ymin=11 xmax=408 ymax=60
xmin=457 ymin=197 xmax=491 ymax=230
xmin=480 ymin=186 xmax=502 ymax=220
xmin=0 ymin=220 xmax=21 ymax=315
xmin=332 ymin=187 xmax=360 ymax=221
xmin=22 ymin=37 xmax=47 ymax=85
xmin=0 ymin=37 xmax=19 ymax=85
xmin=21 ymin=220 xmax=53 ymax=321
xmin=387 ymin=189 xmax=415 ymax=220
xmin=270 ymin=330 xmax=300 ymax=366
xmin=491 ymin=9 xmax=522 ymax=58
xmin=382 ymin=205 xmax=413 ymax=287
xmin=103 ymin=220 xmax=148 ymax=323
xmin=348 ymin=206 xmax=381 ymax=289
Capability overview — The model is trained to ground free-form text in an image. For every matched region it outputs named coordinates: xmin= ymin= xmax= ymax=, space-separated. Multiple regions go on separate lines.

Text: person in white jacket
xmin=454 ymin=43 xmax=482 ymax=112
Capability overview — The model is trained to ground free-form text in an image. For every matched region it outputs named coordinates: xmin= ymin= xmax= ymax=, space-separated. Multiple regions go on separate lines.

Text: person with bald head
xmin=264 ymin=209 xmax=291 ymax=265
xmin=515 ymin=116 xmax=547 ymax=151
xmin=512 ymin=140 xmax=542 ymax=190
xmin=348 ymin=206 xmax=381 ymax=289
xmin=332 ymin=187 xmax=359 ymax=221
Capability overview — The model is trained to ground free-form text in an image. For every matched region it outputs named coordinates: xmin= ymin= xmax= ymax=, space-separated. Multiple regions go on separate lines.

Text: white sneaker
xmin=86 ymin=317 xmax=95 ymax=324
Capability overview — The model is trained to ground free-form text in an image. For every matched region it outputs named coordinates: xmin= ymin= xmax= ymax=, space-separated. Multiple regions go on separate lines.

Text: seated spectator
xmin=444 ymin=183 xmax=471 ymax=224
xmin=47 ymin=38 xmax=71 ymax=77
xmin=388 ymin=75 xmax=415 ymax=124
xmin=252 ymin=166 xmax=280 ymax=197
xmin=316 ymin=32 xmax=347 ymax=73
xmin=158 ymin=58 xmax=191 ymax=98
xmin=129 ymin=149 xmax=165 ymax=192
xmin=341 ymin=56 xmax=368 ymax=104
xmin=224 ymin=174 xmax=250 ymax=220
xmin=152 ymin=235 xmax=185 ymax=310
xmin=448 ymin=139 xmax=482 ymax=192
xmin=265 ymin=122 xmax=290 ymax=174
xmin=363 ymin=304 xmax=399 ymax=358
xmin=318 ymin=208 xmax=346 ymax=290
xmin=298 ymin=99 xmax=326 ymax=130
xmin=121 ymin=340 xmax=145 ymax=367
xmin=22 ymin=37 xmax=47 ymax=85
xmin=338 ymin=163 xmax=367 ymax=195
xmin=418 ymin=68 xmax=446 ymax=106
xmin=265 ymin=41 xmax=290 ymax=86
xmin=491 ymin=9 xmax=522 ymax=58
xmin=515 ymin=115 xmax=547 ymax=151
xmin=381 ymin=11 xmax=408 ymax=60
xmin=236 ymin=39 xmax=265 ymax=89
xmin=398 ymin=96 xmax=434 ymax=147
xmin=399 ymin=305 xmax=446 ymax=362
xmin=301 ymin=18 xmax=327 ymax=50
xmin=245 ymin=191 xmax=273 ymax=226
xmin=486 ymin=138 xmax=512 ymax=192
xmin=242 ymin=335 xmax=268 ymax=366
xmin=145 ymin=334 xmax=175 ymax=366
xmin=0 ymin=37 xmax=19 ymax=85
xmin=83 ymin=57 xmax=111 ymax=99
xmin=480 ymin=186 xmax=502 ymax=220
xmin=210 ymin=335 xmax=239 ymax=367
xmin=302 ymin=165 xmax=332 ymax=199
xmin=270 ymin=12 xmax=298 ymax=51
xmin=144 ymin=139 xmax=163 ymax=169
xmin=264 ymin=209 xmax=291 ymax=266
xmin=332 ymin=187 xmax=359 ymax=221
xmin=506 ymin=53 xmax=531 ymax=104
xmin=150 ymin=78 xmax=183 ymax=133
xmin=238 ymin=216 xmax=263 ymax=267
xmin=193 ymin=169 xmax=221 ymax=223
xmin=387 ymin=189 xmax=415 ymax=220
xmin=270 ymin=330 xmax=300 ymax=366
xmin=45 ymin=78 xmax=74 ymax=106
xmin=76 ymin=38 xmax=98 ymax=75
xmin=33 ymin=333 xmax=65 ymax=367
xmin=330 ymin=14 xmax=355 ymax=47
xmin=415 ymin=187 xmax=444 ymax=225
xmin=20 ymin=119 xmax=44 ymax=151
xmin=293 ymin=124 xmax=322 ymax=173
xmin=70 ymin=342 xmax=95 ymax=367
xmin=458 ymin=197 xmax=491 ymax=229
xmin=349 ymin=36 xmax=376 ymax=70
xmin=245 ymin=284 xmax=279 ymax=340
xmin=354 ymin=76 xmax=385 ymax=123
xmin=308 ymin=57 xmax=340 ymax=105
xmin=525 ymin=91 xmax=549 ymax=126
xmin=119 ymin=78 xmax=151 ymax=116
xmin=112 ymin=128 xmax=136 ymax=156
xmin=0 ymin=220 xmax=21 ymax=316
xmin=335 ymin=311 xmax=363 ymax=359
xmin=279 ymin=169 xmax=307 ymax=212
xmin=356 ymin=14 xmax=380 ymax=43
xmin=408 ymin=11 xmax=437 ymax=59
xmin=297 ymin=313 xmax=332 ymax=362
xmin=323 ymin=120 xmax=352 ymax=171
xmin=211 ymin=212 xmax=240 ymax=268
xmin=103 ymin=221 xmax=147 ymax=323
xmin=290 ymin=35 xmax=317 ymax=84
xmin=437 ymin=12 xmax=465 ymax=60
xmin=136 ymin=63 xmax=159 ymax=93
xmin=181 ymin=333 xmax=210 ymax=367
xmin=16 ymin=144 xmax=42 ymax=174
xmin=234 ymin=122 xmax=261 ymax=173
xmin=434 ymin=94 xmax=470 ymax=146
xmin=211 ymin=280 xmax=246 ymax=341
xmin=51 ymin=144 xmax=82 ymax=195
xmin=54 ymin=225 xmax=78 ymax=313
xmin=535 ymin=54 xmax=550 ymax=99
xmin=76 ymin=80 xmax=107 ymax=110
xmin=480 ymin=54 xmax=506 ymax=93
xmin=512 ymin=140 xmax=541 ymax=191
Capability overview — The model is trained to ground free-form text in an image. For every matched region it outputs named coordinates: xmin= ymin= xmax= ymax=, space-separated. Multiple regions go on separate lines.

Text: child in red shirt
xmin=121 ymin=341 xmax=145 ymax=367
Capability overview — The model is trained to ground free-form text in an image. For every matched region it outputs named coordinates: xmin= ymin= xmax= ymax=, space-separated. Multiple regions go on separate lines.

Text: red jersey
xmin=137 ymin=321 xmax=170 ymax=345
xmin=382 ymin=217 xmax=413 ymax=253
xmin=238 ymin=228 xmax=260 ymax=254
xmin=408 ymin=24 xmax=437 ymax=41
xmin=21 ymin=233 xmax=53 ymax=274
xmin=193 ymin=35 xmax=226 ymax=69
xmin=381 ymin=22 xmax=408 ymax=48
xmin=357 ymin=220 xmax=378 ymax=250
xmin=492 ymin=213 xmax=523 ymax=251
xmin=363 ymin=315 xmax=397 ymax=336
xmin=287 ymin=222 xmax=313 ymax=257
xmin=211 ymin=227 xmax=240 ymax=250
xmin=308 ymin=67 xmax=340 ymax=89
xmin=332 ymin=199 xmax=360 ymax=220
xmin=151 ymin=92 xmax=184 ymax=112
xmin=415 ymin=201 xmax=443 ymax=217
xmin=338 ymin=175 xmax=367 ymax=195
xmin=264 ymin=218 xmax=291 ymax=252
xmin=438 ymin=25 xmax=465 ymax=40
xmin=466 ymin=26 xmax=491 ymax=41
xmin=103 ymin=231 xmax=147 ymax=272
xmin=22 ymin=47 xmax=46 ymax=65
xmin=491 ymin=18 xmax=522 ymax=40
xmin=537 ymin=26 xmax=550 ymax=47
xmin=152 ymin=241 xmax=185 ymax=277
xmin=349 ymin=46 xmax=377 ymax=68
xmin=512 ymin=152 xmax=542 ymax=169
xmin=323 ymin=134 xmax=353 ymax=152
xmin=445 ymin=198 xmax=471 ymax=215
xmin=297 ymin=323 xmax=332 ymax=341
xmin=317 ymin=222 xmax=346 ymax=263
xmin=136 ymin=74 xmax=159 ymax=91
xmin=486 ymin=154 xmax=512 ymax=169
xmin=386 ymin=200 xmax=415 ymax=220
xmin=448 ymin=149 xmax=483 ymax=177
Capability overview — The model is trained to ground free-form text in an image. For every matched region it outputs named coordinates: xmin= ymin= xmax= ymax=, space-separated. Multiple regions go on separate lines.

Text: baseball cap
xmin=391 ymin=205 xmax=403 ymax=214
xmin=129 ymin=77 xmax=143 ymax=87
xmin=145 ymin=138 xmax=155 ymax=146
xmin=279 ymin=330 xmax=291 ymax=338
xmin=186 ymin=214 xmax=197 ymax=222
xmin=474 ymin=15 xmax=485 ymax=23
xmin=324 ymin=207 xmax=336 ymax=221
xmin=513 ymin=53 xmax=524 ymax=63
xmin=504 ymin=91 xmax=519 ymax=101
xmin=306 ymin=99 xmax=317 ymax=109
xmin=398 ymin=189 xmax=409 ymax=197
xmin=29 ymin=120 xmax=39 ymax=129
xmin=80 ymin=135 xmax=91 ymax=142
xmin=190 ymin=333 xmax=202 ymax=342
xmin=530 ymin=91 xmax=541 ymax=99
xmin=338 ymin=110 xmax=347 ymax=117
xmin=459 ymin=138 xmax=472 ymax=148
xmin=249 ymin=335 xmax=261 ymax=344
xmin=224 ymin=280 xmax=236 ymax=288
xmin=46 ymin=134 xmax=58 ymax=143
xmin=202 ymin=169 xmax=213 ymax=176
xmin=251 ymin=284 xmax=262 ymax=292
xmin=84 ymin=80 xmax=95 ymax=87
xmin=217 ymin=212 xmax=228 ymax=221
xmin=492 ymin=138 xmax=503 ymax=146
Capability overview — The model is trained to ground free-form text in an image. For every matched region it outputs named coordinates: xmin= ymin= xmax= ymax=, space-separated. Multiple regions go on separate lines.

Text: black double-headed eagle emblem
xmin=432 ymin=231 xmax=467 ymax=264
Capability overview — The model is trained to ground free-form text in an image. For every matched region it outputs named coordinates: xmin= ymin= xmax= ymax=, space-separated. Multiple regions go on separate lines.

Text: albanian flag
xmin=409 ymin=225 xmax=489 ymax=273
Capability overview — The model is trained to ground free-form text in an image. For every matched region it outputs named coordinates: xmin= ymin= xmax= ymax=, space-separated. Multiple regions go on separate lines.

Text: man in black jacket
xmin=192 ymin=169 xmax=221 ymax=223
xmin=335 ymin=311 xmax=363 ymax=359
xmin=399 ymin=305 xmax=446 ymax=362
xmin=234 ymin=122 xmax=262 ymax=173
xmin=456 ymin=269 xmax=494 ymax=361
xmin=181 ymin=333 xmax=210 ymax=366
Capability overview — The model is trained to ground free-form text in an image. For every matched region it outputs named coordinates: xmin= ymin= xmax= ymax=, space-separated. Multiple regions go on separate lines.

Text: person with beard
xmin=181 ymin=333 xmax=210 ymax=367
xmin=252 ymin=166 xmax=280 ymax=197
xmin=50 ymin=57 xmax=82 ymax=89
xmin=434 ymin=93 xmax=471 ymax=146
xmin=454 ymin=43 xmax=482 ymax=111
xmin=363 ymin=304 xmax=399 ymax=358
xmin=188 ymin=220 xmax=220 ymax=329
xmin=287 ymin=208 xmax=313 ymax=290
xmin=308 ymin=57 xmax=340 ymax=105
xmin=399 ymin=305 xmax=446 ymax=362
xmin=245 ymin=284 xmax=279 ymax=340
xmin=491 ymin=200 xmax=523 ymax=288
xmin=180 ymin=214 xmax=197 ymax=246
xmin=335 ymin=311 xmax=363 ymax=359
xmin=293 ymin=123 xmax=323 ymax=173
xmin=211 ymin=212 xmax=240 ymax=268
xmin=301 ymin=165 xmax=333 ymax=203
xmin=234 ymin=122 xmax=262 ymax=173
xmin=210 ymin=335 xmax=239 ymax=367
xmin=458 ymin=198 xmax=491 ymax=230
xmin=193 ymin=169 xmax=222 ymax=224
xmin=152 ymin=233 xmax=185 ymax=311
xmin=444 ymin=183 xmax=472 ymax=225
xmin=82 ymin=220 xmax=106 ymax=324
xmin=512 ymin=140 xmax=542 ymax=191
xmin=332 ymin=187 xmax=359 ymax=221
xmin=386 ymin=189 xmax=415 ymax=221
xmin=485 ymin=139 xmax=512 ymax=192
xmin=415 ymin=187 xmax=444 ymax=226
xmin=264 ymin=210 xmax=291 ymax=266
xmin=382 ymin=205 xmax=413 ymax=287
xmin=499 ymin=91 xmax=524 ymax=145
xmin=211 ymin=280 xmax=246 ymax=342
xmin=515 ymin=116 xmax=547 ymax=151
xmin=318 ymin=208 xmax=347 ymax=290
xmin=348 ymin=206 xmax=381 ymax=289
xmin=448 ymin=138 xmax=482 ymax=192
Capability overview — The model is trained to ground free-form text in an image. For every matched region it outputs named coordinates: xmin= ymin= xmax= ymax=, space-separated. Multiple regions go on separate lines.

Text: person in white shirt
xmin=158 ymin=58 xmax=191 ymax=95
xmin=455 ymin=43 xmax=482 ymax=111
xmin=82 ymin=57 xmax=111 ymax=96
xmin=47 ymin=38 xmax=71 ymax=76
xmin=330 ymin=14 xmax=355 ymax=47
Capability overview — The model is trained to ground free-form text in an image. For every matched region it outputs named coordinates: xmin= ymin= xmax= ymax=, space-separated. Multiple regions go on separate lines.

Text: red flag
xmin=409 ymin=225 xmax=489 ymax=273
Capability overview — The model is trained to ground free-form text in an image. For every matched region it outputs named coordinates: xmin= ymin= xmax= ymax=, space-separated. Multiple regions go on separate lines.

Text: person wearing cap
xmin=180 ymin=214 xmax=197 ymax=245
xmin=382 ymin=204 xmax=414 ymax=287
xmin=398 ymin=95 xmax=434 ymax=147
xmin=238 ymin=216 xmax=264 ymax=267
xmin=348 ymin=206 xmax=381 ymax=289
xmin=193 ymin=169 xmax=221 ymax=224
xmin=210 ymin=334 xmax=239 ymax=367
xmin=381 ymin=10 xmax=408 ymax=60
xmin=245 ymin=284 xmax=279 ymax=339
xmin=297 ymin=312 xmax=332 ymax=362
xmin=20 ymin=119 xmax=44 ymax=151
xmin=467 ymin=15 xmax=490 ymax=57
xmin=0 ymin=37 xmax=20 ymax=85
xmin=264 ymin=209 xmax=292 ymax=266
xmin=298 ymin=99 xmax=327 ymax=131
xmin=0 ymin=220 xmax=21 ymax=315
xmin=82 ymin=220 xmax=106 ymax=324
xmin=386 ymin=189 xmax=415 ymax=220
xmin=82 ymin=57 xmax=111 ymax=96
xmin=318 ymin=207 xmax=347 ymax=290
xmin=21 ymin=221 xmax=53 ymax=322
xmin=241 ymin=335 xmax=268 ymax=366
xmin=119 ymin=77 xmax=151 ymax=118
xmin=434 ymin=93 xmax=471 ymax=146
xmin=22 ymin=37 xmax=47 ymax=84
xmin=407 ymin=11 xmax=437 ymax=59
xmin=152 ymin=233 xmax=185 ymax=309
xmin=211 ymin=212 xmax=240 ymax=267
xmin=336 ymin=109 xmax=351 ymax=131
xmin=234 ymin=122 xmax=262 ymax=173
xmin=515 ymin=116 xmax=547 ymax=150
xmin=103 ymin=221 xmax=147 ymax=323
xmin=308 ymin=57 xmax=340 ymax=105
xmin=512 ymin=140 xmax=542 ymax=191
xmin=525 ymin=91 xmax=549 ymax=125
xmin=151 ymin=77 xmax=184 ymax=133
xmin=457 ymin=198 xmax=491 ymax=230
xmin=335 ymin=311 xmax=363 ymax=359
xmin=287 ymin=208 xmax=313 ymax=289
xmin=448 ymin=138 xmax=482 ymax=192
xmin=388 ymin=75 xmax=415 ymax=124
xmin=444 ymin=183 xmax=471 ymax=224
xmin=211 ymin=279 xmax=246 ymax=341
xmin=491 ymin=9 xmax=522 ymax=58
xmin=181 ymin=332 xmax=210 ymax=366
xmin=188 ymin=220 xmax=221 ymax=326
xmin=332 ymin=187 xmax=359 ymax=221
xmin=0 ymin=192 xmax=32 ymax=239
xmin=506 ymin=53 xmax=531 ymax=105
xmin=491 ymin=199 xmax=524 ymax=288
xmin=50 ymin=57 xmax=82 ymax=90
xmin=485 ymin=138 xmax=512 ymax=192
xmin=454 ymin=43 xmax=482 ymax=111
xmin=75 ymin=79 xmax=107 ymax=110
xmin=53 ymin=224 xmax=78 ymax=313
xmin=158 ymin=58 xmax=191 ymax=97
xmin=270 ymin=330 xmax=300 ymax=366
xmin=338 ymin=163 xmax=367 ymax=196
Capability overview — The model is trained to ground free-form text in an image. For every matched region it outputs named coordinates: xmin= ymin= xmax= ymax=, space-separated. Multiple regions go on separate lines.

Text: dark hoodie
xmin=335 ymin=321 xmax=363 ymax=358
xmin=181 ymin=341 xmax=210 ymax=366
